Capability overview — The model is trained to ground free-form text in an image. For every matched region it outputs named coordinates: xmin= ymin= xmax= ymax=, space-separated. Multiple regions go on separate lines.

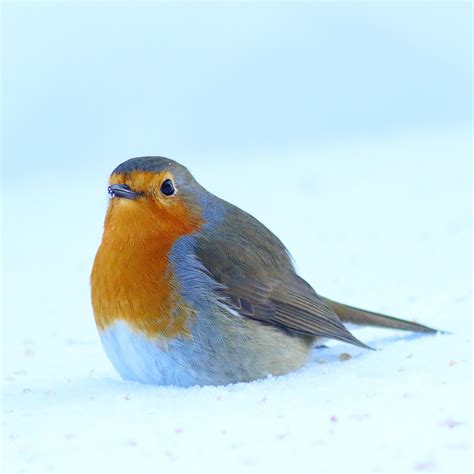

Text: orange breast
xmin=91 ymin=181 xmax=203 ymax=339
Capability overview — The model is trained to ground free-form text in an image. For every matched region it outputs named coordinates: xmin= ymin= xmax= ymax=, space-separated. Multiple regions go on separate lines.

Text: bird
xmin=91 ymin=156 xmax=439 ymax=387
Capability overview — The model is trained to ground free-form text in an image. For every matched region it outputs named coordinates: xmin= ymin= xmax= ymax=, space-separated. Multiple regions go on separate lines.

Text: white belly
xmin=99 ymin=321 xmax=206 ymax=387
xmin=99 ymin=317 xmax=312 ymax=387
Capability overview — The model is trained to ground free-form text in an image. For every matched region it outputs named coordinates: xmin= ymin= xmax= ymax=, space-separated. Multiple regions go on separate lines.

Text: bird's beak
xmin=108 ymin=184 xmax=143 ymax=200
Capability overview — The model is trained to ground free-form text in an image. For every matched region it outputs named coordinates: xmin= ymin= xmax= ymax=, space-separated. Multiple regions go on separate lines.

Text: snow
xmin=2 ymin=128 xmax=472 ymax=473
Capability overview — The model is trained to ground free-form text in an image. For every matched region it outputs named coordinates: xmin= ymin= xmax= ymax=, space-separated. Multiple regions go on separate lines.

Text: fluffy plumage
xmin=91 ymin=156 xmax=438 ymax=386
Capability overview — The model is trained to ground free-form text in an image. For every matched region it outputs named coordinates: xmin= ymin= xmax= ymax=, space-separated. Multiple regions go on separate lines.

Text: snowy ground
xmin=2 ymin=128 xmax=472 ymax=473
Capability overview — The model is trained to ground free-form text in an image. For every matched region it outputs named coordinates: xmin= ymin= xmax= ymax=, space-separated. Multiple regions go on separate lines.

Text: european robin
xmin=91 ymin=156 xmax=438 ymax=387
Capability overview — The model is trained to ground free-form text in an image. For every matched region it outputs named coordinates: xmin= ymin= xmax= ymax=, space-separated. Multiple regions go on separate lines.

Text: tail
xmin=321 ymin=297 xmax=442 ymax=334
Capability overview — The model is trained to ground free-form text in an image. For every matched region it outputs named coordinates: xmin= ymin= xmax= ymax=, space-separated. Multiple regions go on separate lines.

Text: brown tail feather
xmin=321 ymin=297 xmax=441 ymax=334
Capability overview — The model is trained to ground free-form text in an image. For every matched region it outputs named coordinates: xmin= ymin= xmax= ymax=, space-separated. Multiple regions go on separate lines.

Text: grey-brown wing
xmin=195 ymin=236 xmax=370 ymax=349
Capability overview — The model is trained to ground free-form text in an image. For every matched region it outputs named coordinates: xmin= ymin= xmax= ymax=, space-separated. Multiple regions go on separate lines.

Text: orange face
xmin=91 ymin=170 xmax=203 ymax=338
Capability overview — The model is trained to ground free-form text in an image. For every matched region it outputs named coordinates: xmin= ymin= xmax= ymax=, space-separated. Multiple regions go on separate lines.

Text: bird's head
xmin=104 ymin=156 xmax=205 ymax=241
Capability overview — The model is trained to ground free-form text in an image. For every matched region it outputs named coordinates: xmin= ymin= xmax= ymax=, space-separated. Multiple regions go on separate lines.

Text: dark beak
xmin=108 ymin=184 xmax=143 ymax=200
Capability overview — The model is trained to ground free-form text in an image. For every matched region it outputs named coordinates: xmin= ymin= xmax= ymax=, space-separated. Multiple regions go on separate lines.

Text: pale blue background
xmin=2 ymin=1 xmax=472 ymax=180
xmin=2 ymin=4 xmax=473 ymax=472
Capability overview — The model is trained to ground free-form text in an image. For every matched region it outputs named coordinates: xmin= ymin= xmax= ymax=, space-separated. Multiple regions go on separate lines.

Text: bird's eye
xmin=160 ymin=179 xmax=175 ymax=196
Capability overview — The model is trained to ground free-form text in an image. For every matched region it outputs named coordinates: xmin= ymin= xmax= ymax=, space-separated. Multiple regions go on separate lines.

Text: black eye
xmin=160 ymin=179 xmax=175 ymax=196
